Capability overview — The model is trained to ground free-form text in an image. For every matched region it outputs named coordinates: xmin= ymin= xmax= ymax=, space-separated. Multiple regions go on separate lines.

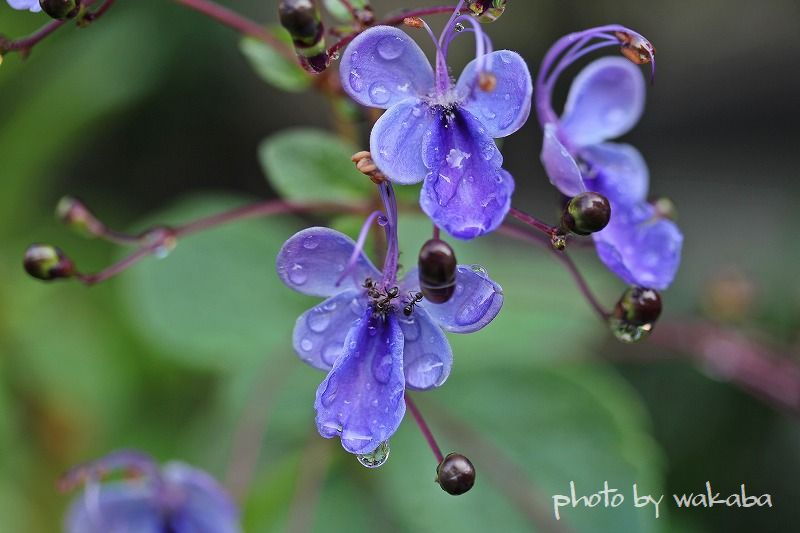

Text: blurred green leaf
xmin=239 ymin=31 xmax=311 ymax=93
xmin=322 ymin=0 xmax=354 ymax=23
xmin=259 ymin=128 xmax=373 ymax=203
xmin=117 ymin=194 xmax=308 ymax=370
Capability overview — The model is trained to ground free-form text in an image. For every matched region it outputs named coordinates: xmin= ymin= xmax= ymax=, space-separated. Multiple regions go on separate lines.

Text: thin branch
xmin=508 ymin=206 xmax=560 ymax=238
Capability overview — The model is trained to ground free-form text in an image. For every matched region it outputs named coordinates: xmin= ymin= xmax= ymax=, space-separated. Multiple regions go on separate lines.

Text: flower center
xmin=363 ymin=278 xmax=423 ymax=318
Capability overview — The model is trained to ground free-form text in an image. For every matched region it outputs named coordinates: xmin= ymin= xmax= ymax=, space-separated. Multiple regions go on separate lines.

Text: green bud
xmin=56 ymin=196 xmax=102 ymax=238
xmin=39 ymin=0 xmax=80 ymax=20
xmin=562 ymin=192 xmax=611 ymax=236
xmin=23 ymin=244 xmax=75 ymax=281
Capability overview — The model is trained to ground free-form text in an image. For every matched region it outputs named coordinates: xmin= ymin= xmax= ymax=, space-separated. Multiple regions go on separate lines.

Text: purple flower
xmin=535 ymin=26 xmax=683 ymax=290
xmin=61 ymin=450 xmax=241 ymax=533
xmin=339 ymin=4 xmax=532 ymax=240
xmin=6 ymin=0 xmax=41 ymax=12
xmin=276 ymin=183 xmax=503 ymax=455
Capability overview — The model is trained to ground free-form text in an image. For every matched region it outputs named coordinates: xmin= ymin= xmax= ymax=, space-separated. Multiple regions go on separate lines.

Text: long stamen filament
xmin=378 ymin=182 xmax=400 ymax=285
xmin=335 ymin=210 xmax=385 ymax=287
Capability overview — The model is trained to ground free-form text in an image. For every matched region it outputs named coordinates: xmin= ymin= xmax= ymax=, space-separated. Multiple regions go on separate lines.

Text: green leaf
xmin=239 ymin=32 xmax=311 ymax=93
xmin=117 ymin=194 xmax=309 ymax=370
xmin=259 ymin=128 xmax=373 ymax=203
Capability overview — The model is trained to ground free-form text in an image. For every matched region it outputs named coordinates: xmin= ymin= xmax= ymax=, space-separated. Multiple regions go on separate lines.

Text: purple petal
xmin=541 ymin=123 xmax=585 ymax=196
xmin=277 ymin=227 xmax=380 ymax=297
xmin=293 ymin=290 xmax=366 ymax=371
xmin=163 ymin=462 xmax=241 ymax=533
xmin=456 ymin=50 xmax=533 ymax=138
xmin=370 ymin=99 xmax=436 ymax=185
xmin=315 ymin=310 xmax=406 ymax=455
xmin=593 ymin=203 xmax=683 ymax=290
xmin=397 ymin=307 xmax=452 ymax=390
xmin=7 ymin=0 xmax=42 ymax=12
xmin=560 ymin=57 xmax=645 ymax=147
xmin=420 ymin=108 xmax=514 ymax=239
xmin=339 ymin=26 xmax=434 ymax=109
xmin=65 ymin=483 xmax=162 ymax=533
xmin=422 ymin=265 xmax=504 ymax=333
xmin=580 ymin=142 xmax=649 ymax=208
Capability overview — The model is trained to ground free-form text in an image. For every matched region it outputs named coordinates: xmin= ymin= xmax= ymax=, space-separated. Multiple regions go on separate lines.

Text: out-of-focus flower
xmin=6 ymin=0 xmax=41 ymax=12
xmin=536 ymin=26 xmax=682 ymax=290
xmin=61 ymin=450 xmax=241 ymax=533
xmin=339 ymin=1 xmax=532 ymax=239
xmin=276 ymin=183 xmax=503 ymax=455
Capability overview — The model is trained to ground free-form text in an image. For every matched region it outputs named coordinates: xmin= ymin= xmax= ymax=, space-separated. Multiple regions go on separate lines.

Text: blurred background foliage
xmin=1 ymin=1 xmax=799 ymax=532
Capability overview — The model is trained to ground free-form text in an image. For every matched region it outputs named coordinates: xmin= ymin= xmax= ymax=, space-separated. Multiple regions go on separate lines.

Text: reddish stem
xmin=405 ymin=394 xmax=444 ymax=463
xmin=508 ymin=206 xmax=560 ymax=238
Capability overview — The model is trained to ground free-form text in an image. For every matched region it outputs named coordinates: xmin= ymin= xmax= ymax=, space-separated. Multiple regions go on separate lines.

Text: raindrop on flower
xmin=454 ymin=22 xmax=465 ymax=32
xmin=356 ymin=440 xmax=390 ymax=468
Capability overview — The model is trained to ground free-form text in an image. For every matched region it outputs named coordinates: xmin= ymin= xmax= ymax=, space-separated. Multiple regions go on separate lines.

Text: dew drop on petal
xmin=377 ymin=36 xmax=404 ymax=60
xmin=322 ymin=341 xmax=343 ymax=365
xmin=289 ymin=263 xmax=308 ymax=285
xmin=481 ymin=107 xmax=497 ymax=120
xmin=357 ymin=440 xmax=391 ymax=468
xmin=307 ymin=310 xmax=330 ymax=333
xmin=349 ymin=69 xmax=364 ymax=92
xmin=369 ymin=82 xmax=391 ymax=105
xmin=406 ymin=353 xmax=445 ymax=388
xmin=320 ymin=377 xmax=338 ymax=407
xmin=300 ymin=338 xmax=313 ymax=351
xmin=399 ymin=315 xmax=420 ymax=342
xmin=303 ymin=236 xmax=319 ymax=250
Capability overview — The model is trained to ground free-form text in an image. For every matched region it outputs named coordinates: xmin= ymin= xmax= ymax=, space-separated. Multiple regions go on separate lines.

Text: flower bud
xmin=23 ymin=244 xmax=75 ymax=281
xmin=279 ymin=0 xmax=328 ymax=73
xmin=615 ymin=31 xmax=655 ymax=65
xmin=418 ymin=239 xmax=457 ymax=304
xmin=652 ymin=197 xmax=678 ymax=221
xmin=561 ymin=192 xmax=611 ymax=236
xmin=39 ymin=0 xmax=80 ymax=20
xmin=436 ymin=453 xmax=476 ymax=495
xmin=56 ymin=196 xmax=102 ymax=238
xmin=609 ymin=286 xmax=662 ymax=343
xmin=468 ymin=0 xmax=506 ymax=23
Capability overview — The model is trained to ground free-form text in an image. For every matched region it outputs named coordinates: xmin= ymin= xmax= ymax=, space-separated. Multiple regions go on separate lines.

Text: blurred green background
xmin=1 ymin=1 xmax=799 ymax=532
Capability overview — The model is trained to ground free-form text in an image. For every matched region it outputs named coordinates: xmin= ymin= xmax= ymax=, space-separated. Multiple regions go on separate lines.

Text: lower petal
xmin=293 ymin=290 xmax=366 ymax=371
xmin=398 ymin=308 xmax=452 ymax=390
xmin=163 ymin=463 xmax=241 ymax=533
xmin=66 ymin=484 xmax=162 ymax=533
xmin=420 ymin=108 xmax=514 ymax=239
xmin=423 ymin=265 xmax=504 ymax=333
xmin=314 ymin=310 xmax=406 ymax=455
xmin=580 ymin=142 xmax=649 ymax=207
xmin=541 ymin=123 xmax=585 ymax=197
xmin=370 ymin=99 xmax=436 ymax=185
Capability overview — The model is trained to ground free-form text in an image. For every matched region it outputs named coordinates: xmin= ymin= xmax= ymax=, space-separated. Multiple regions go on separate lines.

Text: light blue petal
xmin=580 ymin=141 xmax=649 ymax=208
xmin=457 ymin=50 xmax=533 ymax=138
xmin=7 ymin=0 xmax=42 ymax=12
xmin=162 ymin=462 xmax=241 ymax=533
xmin=370 ymin=98 xmax=436 ymax=185
xmin=293 ymin=290 xmax=366 ymax=371
xmin=560 ymin=57 xmax=646 ymax=147
xmin=315 ymin=310 xmax=406 ymax=455
xmin=422 ymin=265 xmax=504 ymax=333
xmin=277 ymin=227 xmax=381 ymax=297
xmin=339 ymin=26 xmax=434 ymax=109
xmin=540 ymin=123 xmax=585 ymax=196
xmin=65 ymin=483 xmax=162 ymax=533
xmin=397 ymin=307 xmax=452 ymax=390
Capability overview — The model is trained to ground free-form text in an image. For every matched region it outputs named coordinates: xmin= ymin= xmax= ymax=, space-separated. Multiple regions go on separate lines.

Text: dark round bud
xmin=39 ymin=0 xmax=80 ymax=20
xmin=418 ymin=239 xmax=457 ymax=304
xmin=56 ymin=196 xmax=101 ymax=237
xmin=561 ymin=192 xmax=611 ymax=236
xmin=279 ymin=0 xmax=322 ymax=43
xmin=467 ymin=0 xmax=506 ymax=23
xmin=436 ymin=453 xmax=476 ymax=495
xmin=614 ymin=287 xmax=662 ymax=326
xmin=23 ymin=243 xmax=75 ymax=281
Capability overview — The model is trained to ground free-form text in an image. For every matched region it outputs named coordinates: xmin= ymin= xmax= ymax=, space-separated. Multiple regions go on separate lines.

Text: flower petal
xmin=541 ymin=123 xmax=585 ymax=197
xmin=314 ymin=310 xmax=406 ymax=455
xmin=277 ymin=227 xmax=380 ymax=297
xmin=593 ymin=203 xmax=683 ymax=290
xmin=293 ymin=290 xmax=366 ymax=371
xmin=397 ymin=307 xmax=452 ymax=390
xmin=339 ymin=26 xmax=434 ymax=109
xmin=370 ymin=99 xmax=436 ymax=185
xmin=456 ymin=50 xmax=533 ymax=138
xmin=420 ymin=108 xmax=514 ymax=239
xmin=66 ymin=483 xmax=162 ymax=533
xmin=422 ymin=265 xmax=504 ymax=333
xmin=7 ymin=0 xmax=42 ymax=12
xmin=163 ymin=462 xmax=241 ymax=533
xmin=580 ymin=141 xmax=649 ymax=208
xmin=560 ymin=57 xmax=645 ymax=147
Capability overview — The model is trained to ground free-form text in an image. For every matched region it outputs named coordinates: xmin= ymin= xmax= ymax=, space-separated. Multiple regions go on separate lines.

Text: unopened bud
xmin=478 ymin=71 xmax=497 ymax=92
xmin=403 ymin=17 xmax=424 ymax=29
xmin=468 ymin=0 xmax=506 ymax=23
xmin=351 ymin=151 xmax=387 ymax=184
xmin=39 ymin=0 xmax=80 ymax=20
xmin=436 ymin=453 xmax=476 ymax=495
xmin=418 ymin=239 xmax=457 ymax=304
xmin=23 ymin=244 xmax=75 ymax=281
xmin=561 ymin=192 xmax=611 ymax=236
xmin=279 ymin=0 xmax=328 ymax=72
xmin=56 ymin=196 xmax=103 ymax=238
xmin=652 ymin=197 xmax=678 ymax=221
xmin=615 ymin=31 xmax=655 ymax=65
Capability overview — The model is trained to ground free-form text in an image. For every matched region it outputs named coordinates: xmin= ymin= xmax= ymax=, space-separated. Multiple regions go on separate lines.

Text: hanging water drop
xmin=357 ymin=440 xmax=391 ymax=468
xmin=454 ymin=22 xmax=465 ymax=32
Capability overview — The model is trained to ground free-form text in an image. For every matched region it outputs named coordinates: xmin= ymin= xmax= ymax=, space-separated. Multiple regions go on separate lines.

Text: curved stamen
xmin=335 ymin=210 xmax=385 ymax=287
xmin=379 ymin=182 xmax=400 ymax=285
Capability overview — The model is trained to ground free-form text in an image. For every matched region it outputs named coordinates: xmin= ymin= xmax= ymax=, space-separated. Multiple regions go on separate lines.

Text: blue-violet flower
xmin=61 ymin=450 xmax=241 ymax=533
xmin=339 ymin=2 xmax=532 ymax=240
xmin=276 ymin=183 xmax=503 ymax=455
xmin=536 ymin=26 xmax=683 ymax=290
xmin=6 ymin=0 xmax=41 ymax=12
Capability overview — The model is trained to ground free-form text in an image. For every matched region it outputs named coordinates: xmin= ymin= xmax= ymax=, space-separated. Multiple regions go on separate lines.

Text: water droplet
xmin=482 ymin=107 xmax=497 ymax=120
xmin=412 ymin=106 xmax=423 ymax=118
xmin=609 ymin=317 xmax=653 ymax=343
xmin=357 ymin=440 xmax=390 ymax=468
xmin=300 ymin=338 xmax=313 ymax=351
xmin=406 ymin=353 xmax=444 ymax=388
xmin=377 ymin=36 xmax=405 ymax=60
xmin=480 ymin=141 xmax=496 ymax=160
xmin=322 ymin=341 xmax=343 ymax=365
xmin=303 ymin=236 xmax=319 ymax=250
xmin=369 ymin=82 xmax=391 ymax=105
xmin=454 ymin=22 xmax=465 ymax=32
xmin=320 ymin=377 xmax=338 ymax=407
xmin=349 ymin=69 xmax=364 ymax=92
xmin=289 ymin=263 xmax=307 ymax=285
xmin=307 ymin=309 xmax=330 ymax=333
xmin=399 ymin=315 xmax=421 ymax=341
xmin=372 ymin=353 xmax=393 ymax=384
xmin=470 ymin=264 xmax=487 ymax=276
